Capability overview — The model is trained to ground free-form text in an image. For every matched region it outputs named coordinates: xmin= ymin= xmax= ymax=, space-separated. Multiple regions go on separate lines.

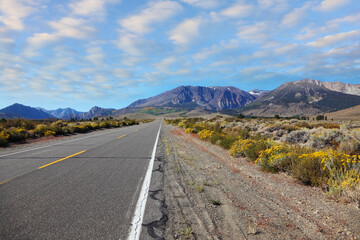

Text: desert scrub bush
xmin=177 ymin=120 xmax=188 ymax=128
xmin=338 ymin=140 xmax=360 ymax=155
xmin=281 ymin=124 xmax=299 ymax=133
xmin=90 ymin=122 xmax=100 ymax=129
xmin=255 ymin=144 xmax=294 ymax=172
xmin=328 ymin=169 xmax=360 ymax=197
xmin=210 ymin=132 xmax=238 ymax=150
xmin=99 ymin=122 xmax=110 ymax=128
xmin=230 ymin=139 xmax=270 ymax=161
xmin=294 ymin=121 xmax=313 ymax=129
xmin=307 ymin=129 xmax=348 ymax=149
xmin=193 ymin=122 xmax=208 ymax=133
xmin=0 ymin=118 xmax=36 ymax=130
xmin=282 ymin=129 xmax=310 ymax=144
xmin=4 ymin=128 xmax=28 ymax=142
xmin=49 ymin=125 xmax=65 ymax=135
xmin=233 ymin=126 xmax=251 ymax=139
xmin=185 ymin=128 xmax=194 ymax=133
xmin=198 ymin=129 xmax=214 ymax=140
xmin=292 ymin=154 xmax=325 ymax=186
xmin=34 ymin=124 xmax=50 ymax=136
xmin=44 ymin=130 xmax=56 ymax=137
xmin=313 ymin=122 xmax=340 ymax=129
xmin=0 ymin=133 xmax=8 ymax=146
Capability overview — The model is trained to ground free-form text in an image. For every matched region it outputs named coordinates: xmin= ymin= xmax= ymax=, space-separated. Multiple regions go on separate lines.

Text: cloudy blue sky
xmin=0 ymin=0 xmax=359 ymax=111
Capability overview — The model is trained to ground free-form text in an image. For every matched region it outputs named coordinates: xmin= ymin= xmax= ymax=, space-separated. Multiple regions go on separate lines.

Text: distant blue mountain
xmin=0 ymin=104 xmax=116 ymax=120
xmin=0 ymin=103 xmax=56 ymax=119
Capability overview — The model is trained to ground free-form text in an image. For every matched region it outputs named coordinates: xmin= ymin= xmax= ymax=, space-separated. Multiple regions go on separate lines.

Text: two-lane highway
xmin=0 ymin=120 xmax=161 ymax=239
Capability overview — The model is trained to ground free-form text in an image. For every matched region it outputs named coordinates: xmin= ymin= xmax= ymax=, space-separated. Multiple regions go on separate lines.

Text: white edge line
xmin=0 ymin=125 xmax=147 ymax=158
xmin=126 ymin=122 xmax=161 ymax=240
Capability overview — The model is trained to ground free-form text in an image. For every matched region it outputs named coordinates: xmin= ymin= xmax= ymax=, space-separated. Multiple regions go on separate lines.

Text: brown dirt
xmin=325 ymin=105 xmax=360 ymax=120
xmin=159 ymin=124 xmax=360 ymax=240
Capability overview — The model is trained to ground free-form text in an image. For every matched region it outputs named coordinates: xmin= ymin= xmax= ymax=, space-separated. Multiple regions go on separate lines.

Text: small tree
xmin=316 ymin=115 xmax=325 ymax=121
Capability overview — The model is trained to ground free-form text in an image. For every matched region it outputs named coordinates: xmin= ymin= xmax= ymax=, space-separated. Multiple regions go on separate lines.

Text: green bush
xmin=210 ymin=133 xmax=238 ymax=150
xmin=4 ymin=128 xmax=27 ymax=142
xmin=291 ymin=157 xmax=324 ymax=186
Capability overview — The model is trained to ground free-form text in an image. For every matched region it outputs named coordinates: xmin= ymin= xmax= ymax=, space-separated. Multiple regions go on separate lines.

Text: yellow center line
xmin=38 ymin=150 xmax=87 ymax=169
xmin=118 ymin=134 xmax=126 ymax=139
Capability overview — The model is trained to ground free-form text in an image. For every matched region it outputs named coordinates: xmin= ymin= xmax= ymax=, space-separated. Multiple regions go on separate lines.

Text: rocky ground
xmin=158 ymin=124 xmax=360 ymax=240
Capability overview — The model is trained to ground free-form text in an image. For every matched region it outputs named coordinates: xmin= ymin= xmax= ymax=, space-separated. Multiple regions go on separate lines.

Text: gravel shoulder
xmin=159 ymin=124 xmax=360 ymax=239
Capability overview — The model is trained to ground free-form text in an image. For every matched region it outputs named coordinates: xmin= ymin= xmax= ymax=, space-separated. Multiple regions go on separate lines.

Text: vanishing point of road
xmin=0 ymin=120 xmax=161 ymax=239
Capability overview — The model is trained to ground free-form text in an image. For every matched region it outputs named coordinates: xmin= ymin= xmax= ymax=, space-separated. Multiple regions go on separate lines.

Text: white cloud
xmin=252 ymin=50 xmax=269 ymax=58
xmin=70 ymin=0 xmax=104 ymax=16
xmin=193 ymin=40 xmax=239 ymax=62
xmin=112 ymin=68 xmax=133 ymax=79
xmin=328 ymin=13 xmax=360 ymax=25
xmin=170 ymin=17 xmax=202 ymax=45
xmin=84 ymin=46 xmax=105 ymax=65
xmin=297 ymin=24 xmax=335 ymax=41
xmin=0 ymin=66 xmax=25 ymax=92
xmin=315 ymin=0 xmax=350 ymax=12
xmin=25 ymin=17 xmax=96 ymax=57
xmin=173 ymin=68 xmax=191 ymax=75
xmin=24 ymin=33 xmax=60 ymax=57
xmin=307 ymin=30 xmax=360 ymax=48
xmin=27 ymin=33 xmax=60 ymax=46
xmin=220 ymin=3 xmax=254 ymax=18
xmin=180 ymin=0 xmax=220 ymax=9
xmin=49 ymin=17 xmax=96 ymax=39
xmin=119 ymin=1 xmax=182 ymax=35
xmin=324 ymin=44 xmax=360 ymax=58
xmin=153 ymin=56 xmax=175 ymax=72
xmin=70 ymin=0 xmax=120 ymax=17
xmin=116 ymin=33 xmax=146 ymax=56
xmin=274 ymin=43 xmax=298 ymax=54
xmin=257 ymin=0 xmax=289 ymax=12
xmin=0 ymin=36 xmax=15 ymax=50
xmin=237 ymin=22 xmax=269 ymax=42
xmin=0 ymin=0 xmax=37 ymax=30
xmin=297 ymin=13 xmax=360 ymax=41
xmin=281 ymin=2 xmax=310 ymax=27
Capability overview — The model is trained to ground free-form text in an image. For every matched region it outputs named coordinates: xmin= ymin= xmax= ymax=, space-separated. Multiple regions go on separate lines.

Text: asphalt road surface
xmin=0 ymin=120 xmax=161 ymax=239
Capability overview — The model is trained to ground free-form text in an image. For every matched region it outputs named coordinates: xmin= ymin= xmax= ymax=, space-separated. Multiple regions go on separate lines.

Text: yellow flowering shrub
xmin=34 ymin=124 xmax=49 ymax=136
xmin=185 ymin=128 xmax=194 ymax=133
xmin=256 ymin=144 xmax=295 ymax=172
xmin=328 ymin=169 xmax=360 ymax=196
xmin=230 ymin=139 xmax=269 ymax=161
xmin=178 ymin=120 xmax=187 ymax=128
xmin=198 ymin=129 xmax=214 ymax=140
xmin=44 ymin=130 xmax=56 ymax=137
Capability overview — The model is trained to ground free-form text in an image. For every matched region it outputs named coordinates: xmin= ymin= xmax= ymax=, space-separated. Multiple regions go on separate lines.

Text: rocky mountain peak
xmin=127 ymin=85 xmax=256 ymax=111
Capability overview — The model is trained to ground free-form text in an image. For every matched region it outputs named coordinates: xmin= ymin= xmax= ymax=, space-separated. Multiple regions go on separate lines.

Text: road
xmin=0 ymin=120 xmax=161 ymax=239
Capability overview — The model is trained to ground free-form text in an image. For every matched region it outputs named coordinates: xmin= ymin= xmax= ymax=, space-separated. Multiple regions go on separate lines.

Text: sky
xmin=0 ymin=0 xmax=359 ymax=111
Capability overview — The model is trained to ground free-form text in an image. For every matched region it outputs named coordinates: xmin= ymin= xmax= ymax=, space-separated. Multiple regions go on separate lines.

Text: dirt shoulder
xmin=158 ymin=124 xmax=360 ymax=239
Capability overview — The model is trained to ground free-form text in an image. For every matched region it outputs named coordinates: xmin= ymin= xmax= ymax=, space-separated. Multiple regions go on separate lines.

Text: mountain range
xmin=1 ymin=79 xmax=359 ymax=119
xmin=127 ymin=86 xmax=257 ymax=111
xmin=240 ymin=79 xmax=360 ymax=116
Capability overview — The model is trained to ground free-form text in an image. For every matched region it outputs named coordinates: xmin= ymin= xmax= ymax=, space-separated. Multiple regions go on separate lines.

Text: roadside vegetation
xmin=165 ymin=116 xmax=360 ymax=201
xmin=0 ymin=118 xmax=143 ymax=147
